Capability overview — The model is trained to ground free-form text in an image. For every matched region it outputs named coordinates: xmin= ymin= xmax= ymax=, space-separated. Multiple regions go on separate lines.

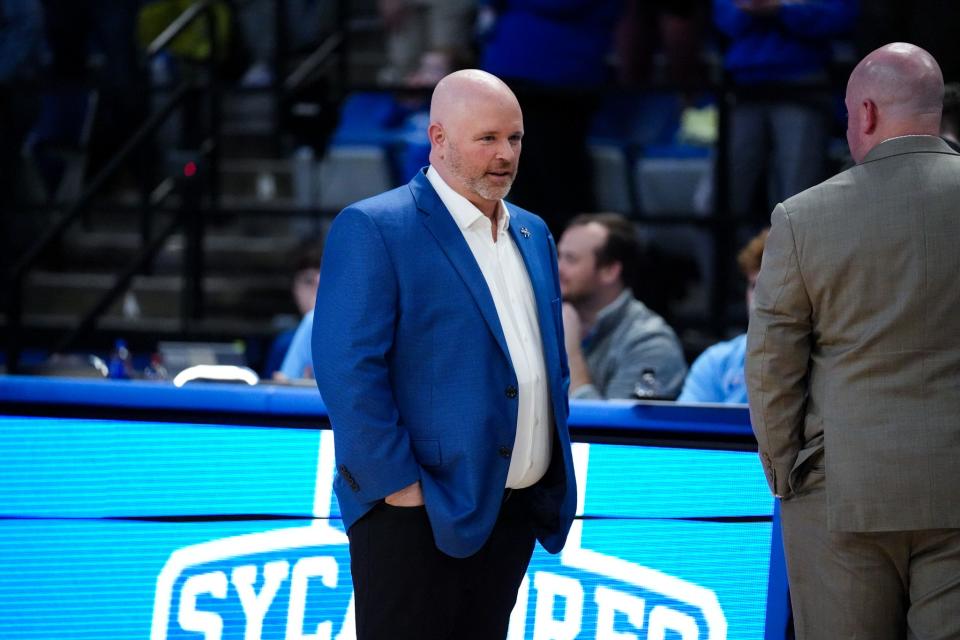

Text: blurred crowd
xmin=5 ymin=0 xmax=959 ymax=212
xmin=5 ymin=0 xmax=960 ymax=402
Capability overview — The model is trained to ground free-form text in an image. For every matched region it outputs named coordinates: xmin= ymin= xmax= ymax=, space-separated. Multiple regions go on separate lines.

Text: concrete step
xmin=58 ymin=231 xmax=309 ymax=276
xmin=8 ymin=311 xmax=291 ymax=338
xmin=221 ymin=157 xmax=297 ymax=200
xmin=222 ymin=90 xmax=275 ymax=128
xmin=93 ymin=156 xmax=330 ymax=213
xmin=23 ymin=270 xmax=297 ymax=322
xmin=8 ymin=311 xmax=293 ymax=338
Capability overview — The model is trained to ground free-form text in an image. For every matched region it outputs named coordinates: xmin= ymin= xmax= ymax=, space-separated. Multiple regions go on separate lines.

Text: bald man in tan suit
xmin=747 ymin=43 xmax=960 ymax=639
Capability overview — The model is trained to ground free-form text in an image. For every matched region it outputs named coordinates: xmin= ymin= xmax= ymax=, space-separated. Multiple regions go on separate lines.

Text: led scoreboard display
xmin=0 ymin=377 xmax=788 ymax=639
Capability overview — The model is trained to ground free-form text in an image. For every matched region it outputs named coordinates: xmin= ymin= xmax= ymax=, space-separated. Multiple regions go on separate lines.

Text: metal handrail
xmin=8 ymin=82 xmax=191 ymax=284
xmin=146 ymin=0 xmax=215 ymax=58
xmin=281 ymin=0 xmax=348 ymax=96
xmin=5 ymin=0 xmax=223 ymax=373
xmin=53 ymin=182 xmax=180 ymax=353
xmin=283 ymin=33 xmax=344 ymax=93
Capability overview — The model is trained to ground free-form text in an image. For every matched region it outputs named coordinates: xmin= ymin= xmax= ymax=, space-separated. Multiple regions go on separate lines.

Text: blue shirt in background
xmin=279 ymin=309 xmax=314 ymax=380
xmin=678 ymin=333 xmax=748 ymax=404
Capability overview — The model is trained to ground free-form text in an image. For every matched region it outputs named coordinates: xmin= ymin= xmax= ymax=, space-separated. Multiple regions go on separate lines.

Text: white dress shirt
xmin=426 ymin=166 xmax=552 ymax=489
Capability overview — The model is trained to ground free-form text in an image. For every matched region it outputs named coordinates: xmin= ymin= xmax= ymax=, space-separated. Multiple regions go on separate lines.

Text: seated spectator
xmin=277 ymin=308 xmax=314 ymax=381
xmin=558 ymin=213 xmax=687 ymax=400
xmin=678 ymin=228 xmax=767 ymax=403
xmin=263 ymin=239 xmax=321 ymax=379
xmin=941 ymin=82 xmax=960 ymax=152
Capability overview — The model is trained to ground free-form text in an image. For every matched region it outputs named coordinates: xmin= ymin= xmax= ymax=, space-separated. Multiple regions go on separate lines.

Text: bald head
xmin=427 ymin=70 xmax=524 ymax=218
xmin=845 ymin=43 xmax=944 ymax=162
xmin=429 ymin=70 xmax=521 ymax=134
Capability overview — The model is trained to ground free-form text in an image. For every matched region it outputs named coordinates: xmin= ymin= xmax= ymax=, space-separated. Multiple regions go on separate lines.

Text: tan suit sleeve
xmin=746 ymin=204 xmax=813 ymax=498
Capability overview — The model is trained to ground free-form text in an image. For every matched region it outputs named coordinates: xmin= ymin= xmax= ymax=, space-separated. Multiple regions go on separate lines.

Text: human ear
xmin=428 ymin=123 xmax=444 ymax=148
xmin=862 ymin=99 xmax=878 ymax=135
xmin=599 ymin=261 xmax=623 ymax=287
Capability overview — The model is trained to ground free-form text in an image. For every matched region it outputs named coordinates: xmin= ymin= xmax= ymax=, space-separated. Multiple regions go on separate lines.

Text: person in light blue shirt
xmin=264 ymin=238 xmax=321 ymax=379
xmin=678 ymin=333 xmax=748 ymax=403
xmin=279 ymin=308 xmax=314 ymax=380
xmin=678 ymin=228 xmax=767 ymax=404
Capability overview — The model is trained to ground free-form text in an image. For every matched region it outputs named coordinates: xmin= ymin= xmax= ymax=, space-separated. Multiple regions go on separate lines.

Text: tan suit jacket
xmin=747 ymin=135 xmax=960 ymax=532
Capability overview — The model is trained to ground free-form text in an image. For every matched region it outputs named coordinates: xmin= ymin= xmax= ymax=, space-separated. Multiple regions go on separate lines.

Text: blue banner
xmin=1 ymin=412 xmax=773 ymax=639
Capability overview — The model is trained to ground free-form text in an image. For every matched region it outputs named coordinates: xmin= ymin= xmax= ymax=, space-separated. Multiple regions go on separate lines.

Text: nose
xmin=496 ymin=139 xmax=516 ymax=162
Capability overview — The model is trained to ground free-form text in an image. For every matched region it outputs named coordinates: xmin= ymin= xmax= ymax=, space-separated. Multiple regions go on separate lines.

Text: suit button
xmin=499 ymin=446 xmax=512 ymax=458
xmin=505 ymin=385 xmax=518 ymax=399
xmin=338 ymin=464 xmax=357 ymax=490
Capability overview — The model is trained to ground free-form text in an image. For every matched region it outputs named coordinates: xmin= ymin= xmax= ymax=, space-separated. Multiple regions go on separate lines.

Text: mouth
xmin=486 ymin=170 xmax=512 ymax=181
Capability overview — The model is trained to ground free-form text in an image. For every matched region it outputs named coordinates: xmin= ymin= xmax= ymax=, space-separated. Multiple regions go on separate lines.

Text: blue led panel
xmin=0 ymin=415 xmax=774 ymax=639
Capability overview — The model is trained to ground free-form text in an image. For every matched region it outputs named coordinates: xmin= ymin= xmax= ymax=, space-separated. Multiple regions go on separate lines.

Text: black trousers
xmin=348 ymin=489 xmax=537 ymax=640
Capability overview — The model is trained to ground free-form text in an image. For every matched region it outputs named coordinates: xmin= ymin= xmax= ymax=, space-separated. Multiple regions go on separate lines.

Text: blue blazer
xmin=313 ymin=170 xmax=576 ymax=558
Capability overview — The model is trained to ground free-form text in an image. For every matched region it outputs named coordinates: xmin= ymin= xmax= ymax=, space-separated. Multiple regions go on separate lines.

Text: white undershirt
xmin=426 ymin=166 xmax=552 ymax=489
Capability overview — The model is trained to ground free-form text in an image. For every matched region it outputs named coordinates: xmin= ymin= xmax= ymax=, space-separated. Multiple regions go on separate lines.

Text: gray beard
xmin=446 ymin=144 xmax=514 ymax=203
xmin=466 ymin=175 xmax=513 ymax=202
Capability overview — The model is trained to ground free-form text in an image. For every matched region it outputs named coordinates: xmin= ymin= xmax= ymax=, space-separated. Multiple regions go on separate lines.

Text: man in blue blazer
xmin=312 ymin=70 xmax=576 ymax=640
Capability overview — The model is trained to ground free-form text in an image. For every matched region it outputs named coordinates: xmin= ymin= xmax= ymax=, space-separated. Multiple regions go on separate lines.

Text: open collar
xmin=425 ymin=165 xmax=509 ymax=236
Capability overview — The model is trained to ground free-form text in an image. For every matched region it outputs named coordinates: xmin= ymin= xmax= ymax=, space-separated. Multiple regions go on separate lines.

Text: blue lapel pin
xmin=520 ymin=226 xmax=531 ymax=238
